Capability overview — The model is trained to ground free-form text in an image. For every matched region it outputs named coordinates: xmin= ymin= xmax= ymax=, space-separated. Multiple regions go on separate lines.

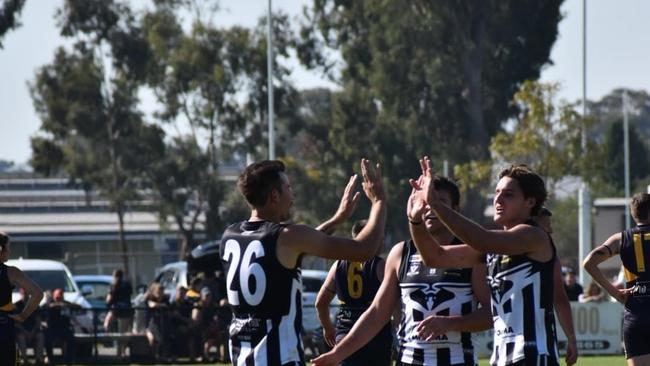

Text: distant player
xmin=408 ymin=158 xmax=560 ymax=366
xmin=583 ymin=192 xmax=650 ymax=365
xmin=314 ymin=220 xmax=391 ymax=366
xmin=313 ymin=176 xmax=492 ymax=366
xmin=1 ymin=232 xmax=44 ymax=366
xmin=534 ymin=207 xmax=578 ymax=364
xmin=220 ymin=159 xmax=386 ymax=366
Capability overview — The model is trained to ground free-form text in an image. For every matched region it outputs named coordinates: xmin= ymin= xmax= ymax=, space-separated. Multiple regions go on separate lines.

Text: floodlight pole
xmin=267 ymin=0 xmax=276 ymax=160
xmin=623 ymin=91 xmax=631 ymax=229
xmin=581 ymin=0 xmax=587 ymax=151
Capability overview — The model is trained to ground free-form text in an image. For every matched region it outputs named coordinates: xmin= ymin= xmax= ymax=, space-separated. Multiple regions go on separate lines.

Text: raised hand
xmin=333 ymin=174 xmax=361 ymax=222
xmin=418 ymin=156 xmax=440 ymax=206
xmin=407 ymin=175 xmax=427 ymax=223
xmin=360 ymin=158 xmax=386 ymax=203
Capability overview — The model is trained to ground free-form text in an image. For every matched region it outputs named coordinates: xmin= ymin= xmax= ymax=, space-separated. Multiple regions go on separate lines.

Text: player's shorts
xmin=623 ymin=311 xmax=650 ymax=358
xmin=0 ymin=312 xmax=17 ymax=366
xmin=507 ymin=355 xmax=558 ymax=366
xmin=336 ymin=324 xmax=392 ymax=366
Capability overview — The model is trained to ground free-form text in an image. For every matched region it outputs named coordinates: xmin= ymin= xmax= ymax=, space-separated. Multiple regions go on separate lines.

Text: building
xmin=0 ymin=174 xmax=203 ymax=286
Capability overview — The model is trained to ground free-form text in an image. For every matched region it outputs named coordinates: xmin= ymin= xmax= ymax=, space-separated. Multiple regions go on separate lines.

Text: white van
xmin=7 ymin=258 xmax=94 ymax=333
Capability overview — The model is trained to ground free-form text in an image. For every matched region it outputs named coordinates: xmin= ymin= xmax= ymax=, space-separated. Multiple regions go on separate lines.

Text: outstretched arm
xmin=553 ymin=258 xmax=578 ymax=366
xmin=315 ymin=263 xmax=338 ymax=347
xmin=414 ymin=157 xmax=551 ymax=260
xmin=583 ymin=233 xmax=634 ymax=304
xmin=279 ymin=159 xmax=386 ymax=264
xmin=407 ymin=182 xmax=483 ymax=268
xmin=312 ymin=243 xmax=402 ymax=366
xmin=316 ymin=175 xmax=361 ymax=235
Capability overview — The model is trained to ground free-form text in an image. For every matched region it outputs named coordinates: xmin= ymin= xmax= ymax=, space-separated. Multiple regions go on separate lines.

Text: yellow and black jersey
xmin=620 ymin=224 xmax=650 ymax=314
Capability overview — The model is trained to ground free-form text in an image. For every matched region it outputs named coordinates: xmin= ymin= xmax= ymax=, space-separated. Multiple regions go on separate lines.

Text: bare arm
xmin=582 ymin=233 xmax=633 ymax=304
xmin=279 ymin=159 xmax=386 ymax=265
xmin=414 ymin=157 xmax=552 ymax=261
xmin=312 ymin=243 xmax=402 ymax=366
xmin=7 ymin=266 xmax=43 ymax=323
xmin=315 ymin=263 xmax=338 ymax=347
xmin=553 ymin=258 xmax=578 ymax=366
xmin=316 ymin=176 xmax=361 ymax=235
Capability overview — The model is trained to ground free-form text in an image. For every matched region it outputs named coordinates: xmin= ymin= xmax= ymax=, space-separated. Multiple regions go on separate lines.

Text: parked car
xmin=154 ymin=261 xmax=188 ymax=302
xmin=8 ymin=258 xmax=95 ymax=356
xmin=301 ymin=269 xmax=338 ymax=332
xmin=73 ymin=275 xmax=113 ymax=309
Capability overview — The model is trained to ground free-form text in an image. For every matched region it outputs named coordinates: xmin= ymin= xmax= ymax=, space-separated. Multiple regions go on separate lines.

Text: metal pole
xmin=443 ymin=160 xmax=449 ymax=177
xmin=623 ymin=91 xmax=631 ymax=229
xmin=581 ymin=0 xmax=587 ymax=151
xmin=579 ymin=185 xmax=592 ymax=286
xmin=267 ymin=0 xmax=275 ymax=160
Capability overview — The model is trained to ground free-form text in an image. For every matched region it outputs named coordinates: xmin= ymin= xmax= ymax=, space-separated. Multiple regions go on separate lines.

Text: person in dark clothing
xmin=44 ymin=288 xmax=81 ymax=364
xmin=1 ymin=232 xmax=43 ymax=366
xmin=14 ymin=288 xmax=45 ymax=364
xmin=563 ymin=269 xmax=584 ymax=301
xmin=104 ymin=269 xmax=133 ymax=357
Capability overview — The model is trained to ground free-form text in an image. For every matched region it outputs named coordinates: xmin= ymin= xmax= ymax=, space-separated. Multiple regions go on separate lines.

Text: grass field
xmin=127 ymin=355 xmax=627 ymax=366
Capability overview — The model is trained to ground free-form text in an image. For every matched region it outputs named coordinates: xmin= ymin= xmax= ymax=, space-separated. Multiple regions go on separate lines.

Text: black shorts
xmin=336 ymin=325 xmax=392 ymax=366
xmin=0 ymin=313 xmax=17 ymax=366
xmin=623 ymin=311 xmax=650 ymax=358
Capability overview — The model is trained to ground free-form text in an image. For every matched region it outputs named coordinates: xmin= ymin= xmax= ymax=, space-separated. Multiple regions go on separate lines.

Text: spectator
xmin=104 ymin=268 xmax=134 ymax=357
xmin=564 ymin=269 xmax=584 ymax=301
xmin=14 ymin=288 xmax=45 ymax=365
xmin=579 ymin=281 xmax=606 ymax=303
xmin=43 ymin=288 xmax=81 ymax=364
xmin=169 ymin=285 xmax=196 ymax=361
xmin=191 ymin=287 xmax=220 ymax=362
xmin=144 ymin=282 xmax=170 ymax=361
xmin=131 ymin=285 xmax=148 ymax=334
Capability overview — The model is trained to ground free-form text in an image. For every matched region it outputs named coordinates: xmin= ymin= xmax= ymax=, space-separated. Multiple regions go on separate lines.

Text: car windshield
xmin=78 ymin=281 xmax=111 ymax=300
xmin=20 ymin=270 xmax=76 ymax=293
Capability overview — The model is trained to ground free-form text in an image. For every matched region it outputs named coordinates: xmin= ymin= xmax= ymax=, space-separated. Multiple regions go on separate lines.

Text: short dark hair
xmin=434 ymin=176 xmax=460 ymax=207
xmin=237 ymin=160 xmax=286 ymax=207
xmin=0 ymin=232 xmax=8 ymax=252
xmin=631 ymin=193 xmax=650 ymax=222
xmin=498 ymin=164 xmax=547 ymax=216
xmin=351 ymin=220 xmax=367 ymax=237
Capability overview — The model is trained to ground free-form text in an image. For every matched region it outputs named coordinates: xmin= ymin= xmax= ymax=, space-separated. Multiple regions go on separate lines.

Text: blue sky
xmin=1 ymin=0 xmax=649 ymax=165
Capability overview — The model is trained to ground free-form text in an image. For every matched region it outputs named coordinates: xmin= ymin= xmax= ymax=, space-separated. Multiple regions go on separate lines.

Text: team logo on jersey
xmin=401 ymin=282 xmax=471 ymax=312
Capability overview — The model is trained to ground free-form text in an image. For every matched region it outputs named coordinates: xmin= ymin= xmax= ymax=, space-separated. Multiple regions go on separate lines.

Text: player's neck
xmin=250 ymin=207 xmax=281 ymax=223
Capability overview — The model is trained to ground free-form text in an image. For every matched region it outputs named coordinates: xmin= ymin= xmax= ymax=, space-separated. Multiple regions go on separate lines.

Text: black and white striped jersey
xmin=486 ymin=230 xmax=558 ymax=366
xmin=397 ymin=239 xmax=477 ymax=366
xmin=220 ymin=220 xmax=304 ymax=366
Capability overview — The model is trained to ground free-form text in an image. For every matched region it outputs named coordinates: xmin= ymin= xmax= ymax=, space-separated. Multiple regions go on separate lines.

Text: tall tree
xmin=0 ymin=0 xmax=26 ymax=48
xmin=297 ymin=0 xmax=563 ymax=235
xmin=29 ymin=0 xmax=161 ymax=274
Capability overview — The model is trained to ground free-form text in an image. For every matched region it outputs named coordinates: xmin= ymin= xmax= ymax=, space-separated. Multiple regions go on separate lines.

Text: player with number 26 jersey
xmin=221 ymin=220 xmax=304 ymax=365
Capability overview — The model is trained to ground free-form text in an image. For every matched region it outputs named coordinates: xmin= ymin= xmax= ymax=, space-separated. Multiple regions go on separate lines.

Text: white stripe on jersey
xmin=278 ymin=277 xmax=302 ymax=364
xmin=488 ymin=259 xmax=555 ymax=366
xmin=234 ymin=340 xmax=252 ymax=366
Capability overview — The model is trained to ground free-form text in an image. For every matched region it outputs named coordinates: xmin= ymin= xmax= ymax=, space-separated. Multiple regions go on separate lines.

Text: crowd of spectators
xmin=14 ymin=269 xmax=229 ymax=365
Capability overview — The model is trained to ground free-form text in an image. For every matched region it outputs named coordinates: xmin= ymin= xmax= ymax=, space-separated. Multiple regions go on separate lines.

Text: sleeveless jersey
xmin=397 ymin=238 xmax=477 ymax=366
xmin=333 ymin=256 xmax=392 ymax=365
xmin=0 ymin=263 xmax=13 ymax=312
xmin=620 ymin=224 xmax=650 ymax=314
xmin=220 ymin=220 xmax=304 ymax=366
xmin=334 ymin=256 xmax=385 ymax=334
xmin=486 ymin=222 xmax=558 ymax=366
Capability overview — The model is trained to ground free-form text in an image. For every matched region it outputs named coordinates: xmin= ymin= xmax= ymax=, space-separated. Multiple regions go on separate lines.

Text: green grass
xmin=104 ymin=355 xmax=627 ymax=366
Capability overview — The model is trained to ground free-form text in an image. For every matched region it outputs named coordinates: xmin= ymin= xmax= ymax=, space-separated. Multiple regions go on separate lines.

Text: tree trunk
xmin=117 ymin=208 xmax=129 ymax=276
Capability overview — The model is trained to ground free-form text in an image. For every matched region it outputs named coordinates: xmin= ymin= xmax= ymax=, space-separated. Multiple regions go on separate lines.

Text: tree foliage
xmin=0 ymin=0 xmax=25 ymax=48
